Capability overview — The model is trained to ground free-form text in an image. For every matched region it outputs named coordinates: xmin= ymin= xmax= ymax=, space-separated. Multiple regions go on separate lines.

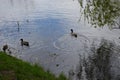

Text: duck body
xmin=71 ymin=33 xmax=77 ymax=38
xmin=70 ymin=29 xmax=77 ymax=38
xmin=2 ymin=44 xmax=8 ymax=52
xmin=20 ymin=39 xmax=29 ymax=47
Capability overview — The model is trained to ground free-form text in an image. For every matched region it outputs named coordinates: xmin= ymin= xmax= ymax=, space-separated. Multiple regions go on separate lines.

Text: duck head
xmin=71 ymin=29 xmax=73 ymax=33
xmin=20 ymin=39 xmax=23 ymax=42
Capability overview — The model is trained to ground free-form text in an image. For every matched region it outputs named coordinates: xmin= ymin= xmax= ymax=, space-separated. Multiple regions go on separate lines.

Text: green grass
xmin=0 ymin=52 xmax=67 ymax=80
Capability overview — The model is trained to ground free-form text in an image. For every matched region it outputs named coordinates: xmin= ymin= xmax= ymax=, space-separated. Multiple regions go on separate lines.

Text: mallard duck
xmin=2 ymin=44 xmax=8 ymax=52
xmin=20 ymin=39 xmax=29 ymax=47
xmin=70 ymin=29 xmax=77 ymax=38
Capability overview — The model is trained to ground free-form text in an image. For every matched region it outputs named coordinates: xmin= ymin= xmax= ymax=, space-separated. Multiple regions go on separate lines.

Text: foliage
xmin=78 ymin=0 xmax=120 ymax=28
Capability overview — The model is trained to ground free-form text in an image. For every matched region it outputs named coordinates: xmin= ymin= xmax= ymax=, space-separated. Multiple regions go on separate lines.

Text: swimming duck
xmin=20 ymin=39 xmax=29 ymax=47
xmin=2 ymin=44 xmax=8 ymax=52
xmin=70 ymin=29 xmax=77 ymax=38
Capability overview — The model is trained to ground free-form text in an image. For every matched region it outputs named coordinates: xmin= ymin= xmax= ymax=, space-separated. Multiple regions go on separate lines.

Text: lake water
xmin=0 ymin=0 xmax=120 ymax=78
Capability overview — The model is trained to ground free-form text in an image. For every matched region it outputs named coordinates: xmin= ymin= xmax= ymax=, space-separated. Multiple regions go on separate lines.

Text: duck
xmin=70 ymin=29 xmax=77 ymax=38
xmin=2 ymin=44 xmax=8 ymax=52
xmin=20 ymin=39 xmax=29 ymax=47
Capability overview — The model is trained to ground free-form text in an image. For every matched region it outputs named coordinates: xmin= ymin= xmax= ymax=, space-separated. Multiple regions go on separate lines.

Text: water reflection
xmin=0 ymin=0 xmax=34 ymax=21
xmin=0 ymin=0 xmax=120 ymax=77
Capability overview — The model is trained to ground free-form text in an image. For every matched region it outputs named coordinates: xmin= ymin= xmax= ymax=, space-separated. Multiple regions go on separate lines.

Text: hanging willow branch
xmin=78 ymin=0 xmax=120 ymax=28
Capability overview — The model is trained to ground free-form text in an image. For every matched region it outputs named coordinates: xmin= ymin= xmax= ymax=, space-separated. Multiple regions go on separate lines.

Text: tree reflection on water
xmin=76 ymin=39 xmax=120 ymax=80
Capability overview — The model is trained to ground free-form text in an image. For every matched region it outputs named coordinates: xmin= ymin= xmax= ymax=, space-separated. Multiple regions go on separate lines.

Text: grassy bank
xmin=0 ymin=52 xmax=67 ymax=80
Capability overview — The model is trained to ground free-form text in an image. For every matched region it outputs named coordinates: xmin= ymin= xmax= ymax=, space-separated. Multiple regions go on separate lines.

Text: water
xmin=0 ymin=0 xmax=120 ymax=77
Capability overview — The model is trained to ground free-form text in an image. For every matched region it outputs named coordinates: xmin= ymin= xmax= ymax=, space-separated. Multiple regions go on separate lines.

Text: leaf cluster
xmin=78 ymin=0 xmax=120 ymax=28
